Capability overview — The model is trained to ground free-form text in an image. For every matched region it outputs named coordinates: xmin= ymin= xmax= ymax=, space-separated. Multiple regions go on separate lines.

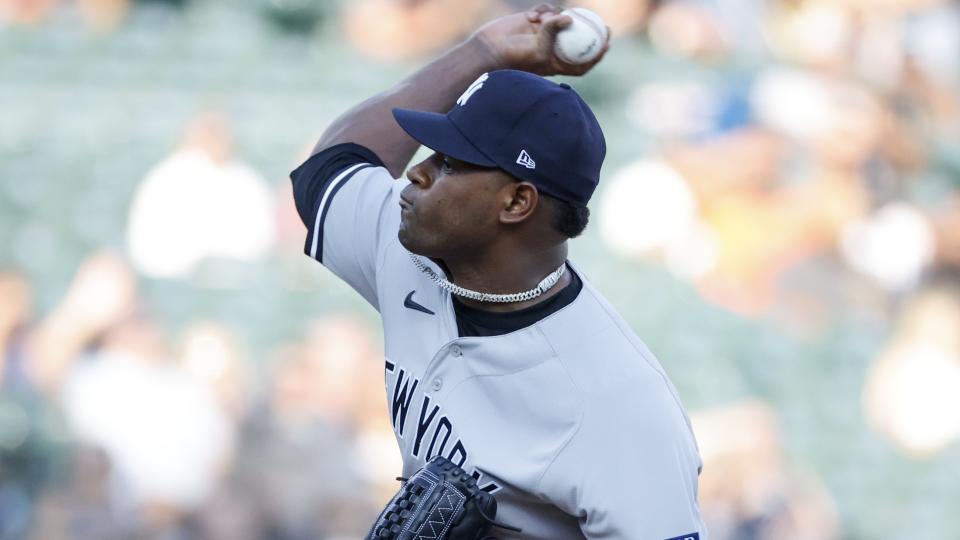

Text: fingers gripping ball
xmin=365 ymin=456 xmax=517 ymax=540
xmin=554 ymin=8 xmax=609 ymax=65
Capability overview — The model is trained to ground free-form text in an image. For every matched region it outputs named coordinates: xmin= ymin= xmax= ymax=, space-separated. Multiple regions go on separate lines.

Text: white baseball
xmin=553 ymin=7 xmax=609 ymax=65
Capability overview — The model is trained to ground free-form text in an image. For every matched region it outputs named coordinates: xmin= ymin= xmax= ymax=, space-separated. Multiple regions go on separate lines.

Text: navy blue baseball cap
xmin=392 ymin=69 xmax=606 ymax=206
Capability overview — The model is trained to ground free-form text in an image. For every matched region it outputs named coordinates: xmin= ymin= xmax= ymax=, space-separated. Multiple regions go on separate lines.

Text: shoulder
xmin=537 ymin=271 xmax=692 ymax=428
xmin=289 ymin=141 xmax=404 ymax=277
xmin=538 ymin=273 xmax=667 ymax=388
xmin=289 ymin=142 xmax=392 ymax=218
xmin=291 ymin=142 xmax=387 ymax=181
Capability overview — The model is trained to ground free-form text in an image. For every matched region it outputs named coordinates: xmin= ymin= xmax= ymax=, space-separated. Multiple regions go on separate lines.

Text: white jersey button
xmin=431 ymin=377 xmax=443 ymax=391
xmin=450 ymin=344 xmax=462 ymax=357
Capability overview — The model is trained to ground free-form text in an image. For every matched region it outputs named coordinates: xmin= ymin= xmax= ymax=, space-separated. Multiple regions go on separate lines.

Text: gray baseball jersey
xmin=292 ymin=144 xmax=707 ymax=540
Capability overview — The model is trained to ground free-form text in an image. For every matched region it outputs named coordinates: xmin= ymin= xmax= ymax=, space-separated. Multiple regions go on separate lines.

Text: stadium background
xmin=1 ymin=0 xmax=959 ymax=538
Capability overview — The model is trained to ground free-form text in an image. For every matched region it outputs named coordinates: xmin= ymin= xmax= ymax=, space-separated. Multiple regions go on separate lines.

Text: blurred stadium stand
xmin=1 ymin=0 xmax=959 ymax=539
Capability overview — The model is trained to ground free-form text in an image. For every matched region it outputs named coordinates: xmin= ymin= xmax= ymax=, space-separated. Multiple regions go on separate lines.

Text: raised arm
xmin=313 ymin=3 xmax=608 ymax=178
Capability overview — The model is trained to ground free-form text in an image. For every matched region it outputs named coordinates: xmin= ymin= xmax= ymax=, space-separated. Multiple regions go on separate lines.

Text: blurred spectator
xmin=77 ymin=0 xmax=129 ymax=31
xmin=598 ymin=158 xmax=714 ymax=279
xmin=579 ymin=0 xmax=654 ymax=37
xmin=599 ymin=121 xmax=867 ymax=317
xmin=190 ymin=479 xmax=262 ymax=540
xmin=29 ymin=446 xmax=132 ymax=540
xmin=693 ymin=400 xmax=840 ymax=540
xmin=23 ymin=252 xmax=137 ymax=394
xmin=864 ymin=283 xmax=960 ymax=457
xmin=0 ymin=0 xmax=57 ymax=25
xmin=839 ymin=202 xmax=936 ymax=291
xmin=766 ymin=0 xmax=853 ymax=72
xmin=126 ymin=112 xmax=276 ymax=281
xmin=933 ymin=194 xmax=960 ymax=273
xmin=0 ymin=385 xmax=72 ymax=540
xmin=342 ymin=0 xmax=492 ymax=61
xmin=1 ymin=0 xmax=135 ymax=29
xmin=60 ymin=314 xmax=234 ymax=535
xmin=305 ymin=318 xmax=401 ymax=506
xmin=178 ymin=322 xmax=251 ymax=423
xmin=0 ymin=271 xmax=32 ymax=389
xmin=234 ymin=316 xmax=387 ymax=539
xmin=3 ymin=254 xmax=396 ymax=538
xmin=17 ymin=252 xmax=237 ymax=535
xmin=0 ymin=270 xmax=72 ymax=540
xmin=648 ymin=1 xmax=731 ymax=61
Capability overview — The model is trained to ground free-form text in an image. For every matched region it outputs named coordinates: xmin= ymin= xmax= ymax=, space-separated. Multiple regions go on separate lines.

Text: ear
xmin=499 ymin=182 xmax=539 ymax=225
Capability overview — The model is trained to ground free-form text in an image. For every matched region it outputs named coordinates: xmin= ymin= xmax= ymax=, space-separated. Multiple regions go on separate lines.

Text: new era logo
xmin=457 ymin=72 xmax=488 ymax=107
xmin=516 ymin=149 xmax=536 ymax=169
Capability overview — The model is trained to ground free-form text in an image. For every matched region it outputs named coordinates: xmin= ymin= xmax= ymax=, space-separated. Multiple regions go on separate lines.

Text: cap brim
xmin=392 ymin=108 xmax=497 ymax=168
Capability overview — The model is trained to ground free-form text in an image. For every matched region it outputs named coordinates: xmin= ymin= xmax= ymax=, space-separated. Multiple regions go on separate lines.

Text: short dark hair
xmin=541 ymin=193 xmax=590 ymax=238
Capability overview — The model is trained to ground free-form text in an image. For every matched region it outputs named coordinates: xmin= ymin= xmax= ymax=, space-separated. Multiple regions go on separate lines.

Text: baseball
xmin=554 ymin=7 xmax=609 ymax=65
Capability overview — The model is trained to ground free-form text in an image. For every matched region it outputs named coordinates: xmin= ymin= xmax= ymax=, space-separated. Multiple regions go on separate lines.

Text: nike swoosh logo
xmin=404 ymin=291 xmax=435 ymax=315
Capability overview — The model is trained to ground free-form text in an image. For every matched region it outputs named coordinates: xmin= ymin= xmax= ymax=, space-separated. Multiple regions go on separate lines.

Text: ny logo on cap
xmin=516 ymin=149 xmax=536 ymax=169
xmin=457 ymin=72 xmax=489 ymax=107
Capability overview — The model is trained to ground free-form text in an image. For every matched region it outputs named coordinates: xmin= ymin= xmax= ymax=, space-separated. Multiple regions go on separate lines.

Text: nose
xmin=405 ymin=159 xmax=433 ymax=189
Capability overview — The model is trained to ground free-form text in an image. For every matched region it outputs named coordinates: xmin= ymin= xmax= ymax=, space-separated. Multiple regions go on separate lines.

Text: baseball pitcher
xmin=290 ymin=4 xmax=707 ymax=539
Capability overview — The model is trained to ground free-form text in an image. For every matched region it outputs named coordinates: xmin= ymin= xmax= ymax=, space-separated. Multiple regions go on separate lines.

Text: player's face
xmin=399 ymin=153 xmax=513 ymax=259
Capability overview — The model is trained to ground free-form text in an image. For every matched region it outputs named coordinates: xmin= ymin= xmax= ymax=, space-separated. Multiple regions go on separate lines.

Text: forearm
xmin=314 ymin=35 xmax=502 ymax=178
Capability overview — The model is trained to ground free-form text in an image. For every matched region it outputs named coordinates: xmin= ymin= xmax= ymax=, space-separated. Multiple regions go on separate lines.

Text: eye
xmin=440 ymin=156 xmax=454 ymax=174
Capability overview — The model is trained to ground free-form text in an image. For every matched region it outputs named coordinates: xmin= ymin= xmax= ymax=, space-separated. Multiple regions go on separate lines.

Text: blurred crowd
xmin=587 ymin=0 xmax=960 ymax=469
xmin=2 ymin=0 xmax=960 ymax=538
xmin=0 ymin=253 xmax=401 ymax=540
xmin=589 ymin=0 xmax=960 ymax=321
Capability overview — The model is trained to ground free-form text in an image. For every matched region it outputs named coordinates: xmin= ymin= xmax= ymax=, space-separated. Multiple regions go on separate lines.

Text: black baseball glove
xmin=365 ymin=456 xmax=520 ymax=540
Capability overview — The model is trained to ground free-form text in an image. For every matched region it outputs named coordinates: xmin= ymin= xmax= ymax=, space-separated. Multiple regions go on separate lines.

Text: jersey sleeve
xmin=537 ymin=386 xmax=707 ymax=540
xmin=290 ymin=142 xmax=399 ymax=310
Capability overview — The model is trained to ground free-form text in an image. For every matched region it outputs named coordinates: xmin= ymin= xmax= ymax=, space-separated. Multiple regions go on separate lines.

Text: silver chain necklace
xmin=408 ymin=253 xmax=566 ymax=304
